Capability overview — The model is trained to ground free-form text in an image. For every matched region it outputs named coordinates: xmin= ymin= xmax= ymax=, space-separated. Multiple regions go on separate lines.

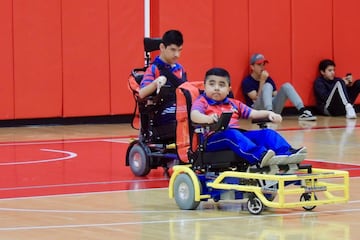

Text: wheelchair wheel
xmin=127 ymin=144 xmax=151 ymax=177
xmin=247 ymin=194 xmax=264 ymax=215
xmin=300 ymin=193 xmax=317 ymax=211
xmin=173 ymin=173 xmax=200 ymax=210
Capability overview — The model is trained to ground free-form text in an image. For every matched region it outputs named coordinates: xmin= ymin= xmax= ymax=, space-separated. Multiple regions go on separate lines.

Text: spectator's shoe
xmin=260 ymin=149 xmax=275 ymax=168
xmin=346 ymin=103 xmax=357 ymax=119
xmin=298 ymin=110 xmax=317 ymax=121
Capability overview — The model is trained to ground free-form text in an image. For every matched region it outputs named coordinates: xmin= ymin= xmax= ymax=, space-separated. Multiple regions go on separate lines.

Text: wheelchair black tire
xmin=247 ymin=193 xmax=264 ymax=215
xmin=128 ymin=144 xmax=151 ymax=177
xmin=300 ymin=193 xmax=317 ymax=211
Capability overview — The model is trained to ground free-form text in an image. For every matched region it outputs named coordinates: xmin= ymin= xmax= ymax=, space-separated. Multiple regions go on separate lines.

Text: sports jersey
xmin=140 ymin=56 xmax=186 ymax=125
xmin=191 ymin=93 xmax=252 ymax=128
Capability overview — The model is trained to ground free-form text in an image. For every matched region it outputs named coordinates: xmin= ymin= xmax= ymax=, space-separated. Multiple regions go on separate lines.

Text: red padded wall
xmin=248 ymin=0 xmax=292 ymax=94
xmin=3 ymin=0 xmax=360 ymax=120
xmin=153 ymin=0 xmax=213 ymax=82
xmin=62 ymin=0 xmax=110 ymax=117
xmin=213 ymin=0 xmax=249 ymax=100
xmin=109 ymin=0 xmax=144 ymax=114
xmin=333 ymin=0 xmax=360 ymax=104
xmin=0 ymin=0 xmax=14 ymax=119
xmin=291 ymin=0 xmax=333 ymax=106
xmin=13 ymin=0 xmax=62 ymax=119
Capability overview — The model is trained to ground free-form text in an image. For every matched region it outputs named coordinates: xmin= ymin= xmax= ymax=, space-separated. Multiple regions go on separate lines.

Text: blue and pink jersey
xmin=191 ymin=93 xmax=252 ymax=128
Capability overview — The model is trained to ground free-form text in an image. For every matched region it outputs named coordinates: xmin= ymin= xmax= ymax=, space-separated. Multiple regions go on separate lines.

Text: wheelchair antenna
xmin=143 ymin=37 xmax=162 ymax=67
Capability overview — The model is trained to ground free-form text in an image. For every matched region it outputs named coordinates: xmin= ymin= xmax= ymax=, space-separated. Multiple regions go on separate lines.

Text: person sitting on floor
xmin=241 ymin=53 xmax=316 ymax=121
xmin=313 ymin=59 xmax=359 ymax=119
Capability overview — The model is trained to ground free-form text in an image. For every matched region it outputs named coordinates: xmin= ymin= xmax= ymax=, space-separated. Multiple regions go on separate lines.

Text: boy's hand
xmin=207 ymin=114 xmax=219 ymax=124
xmin=155 ymin=76 xmax=167 ymax=94
xmin=260 ymin=70 xmax=269 ymax=82
xmin=343 ymin=74 xmax=353 ymax=86
xmin=268 ymin=111 xmax=282 ymax=123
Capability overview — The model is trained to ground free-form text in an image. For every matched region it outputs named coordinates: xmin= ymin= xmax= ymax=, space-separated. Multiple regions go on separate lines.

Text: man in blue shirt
xmin=241 ymin=53 xmax=316 ymax=121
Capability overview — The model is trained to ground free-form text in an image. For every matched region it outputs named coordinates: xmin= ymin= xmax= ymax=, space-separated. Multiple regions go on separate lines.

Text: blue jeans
xmin=206 ymin=128 xmax=292 ymax=165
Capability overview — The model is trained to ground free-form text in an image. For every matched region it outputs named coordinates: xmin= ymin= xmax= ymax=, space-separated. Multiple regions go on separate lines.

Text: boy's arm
xmin=190 ymin=110 xmax=218 ymax=124
xmin=139 ymin=76 xmax=166 ymax=98
xmin=313 ymin=78 xmax=328 ymax=103
xmin=249 ymin=109 xmax=282 ymax=123
xmin=247 ymin=90 xmax=259 ymax=102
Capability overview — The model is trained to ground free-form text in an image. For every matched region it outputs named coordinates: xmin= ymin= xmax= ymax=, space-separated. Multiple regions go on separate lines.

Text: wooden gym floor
xmin=0 ymin=115 xmax=359 ymax=239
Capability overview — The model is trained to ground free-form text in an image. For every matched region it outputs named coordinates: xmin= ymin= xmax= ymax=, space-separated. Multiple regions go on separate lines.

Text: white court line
xmin=0 ymin=149 xmax=77 ymax=166
xmin=0 ymin=137 xmax=133 ymax=146
xmin=0 ymin=207 xmax=359 ymax=231
xmin=0 ymin=199 xmax=360 ymax=214
xmin=0 ymin=178 xmax=168 ymax=191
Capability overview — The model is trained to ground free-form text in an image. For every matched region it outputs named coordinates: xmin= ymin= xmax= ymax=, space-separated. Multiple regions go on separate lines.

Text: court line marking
xmin=0 ymin=178 xmax=168 ymax=191
xmin=0 ymin=200 xmax=359 ymax=214
xmin=0 ymin=138 xmax=132 ymax=146
xmin=0 ymin=149 xmax=77 ymax=166
xmin=0 ymin=207 xmax=359 ymax=231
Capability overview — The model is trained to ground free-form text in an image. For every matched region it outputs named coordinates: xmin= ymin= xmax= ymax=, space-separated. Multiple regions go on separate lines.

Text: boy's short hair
xmin=204 ymin=67 xmax=231 ymax=85
xmin=319 ymin=59 xmax=335 ymax=72
xmin=162 ymin=30 xmax=183 ymax=47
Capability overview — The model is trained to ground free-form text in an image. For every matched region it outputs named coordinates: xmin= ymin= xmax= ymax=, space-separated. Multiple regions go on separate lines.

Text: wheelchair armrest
xmin=251 ymin=117 xmax=271 ymax=129
xmin=138 ymin=85 xmax=173 ymax=108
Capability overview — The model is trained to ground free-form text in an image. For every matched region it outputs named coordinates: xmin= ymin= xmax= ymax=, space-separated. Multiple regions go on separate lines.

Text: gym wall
xmin=0 ymin=0 xmax=359 ymax=120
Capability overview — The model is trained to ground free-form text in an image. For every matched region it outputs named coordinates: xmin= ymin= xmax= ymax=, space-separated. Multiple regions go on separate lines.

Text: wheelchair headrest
xmin=144 ymin=37 xmax=162 ymax=53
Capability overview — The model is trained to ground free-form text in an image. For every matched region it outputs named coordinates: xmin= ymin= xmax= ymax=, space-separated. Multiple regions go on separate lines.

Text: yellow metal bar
xmin=205 ymin=168 xmax=349 ymax=209
xmin=169 ymin=165 xmax=349 ymax=210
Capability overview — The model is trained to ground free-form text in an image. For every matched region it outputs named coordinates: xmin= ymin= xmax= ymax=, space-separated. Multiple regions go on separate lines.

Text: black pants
xmin=324 ymin=80 xmax=360 ymax=116
xmin=347 ymin=80 xmax=360 ymax=103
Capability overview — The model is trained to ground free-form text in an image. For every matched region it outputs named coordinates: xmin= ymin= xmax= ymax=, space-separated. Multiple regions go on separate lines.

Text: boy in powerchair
xmin=139 ymin=29 xmax=186 ymax=142
xmin=190 ymin=67 xmax=307 ymax=168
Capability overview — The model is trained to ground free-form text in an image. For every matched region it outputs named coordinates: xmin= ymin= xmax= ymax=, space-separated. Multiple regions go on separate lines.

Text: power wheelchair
xmin=125 ymin=37 xmax=252 ymax=177
xmin=126 ymin=37 xmax=180 ymax=177
xmin=126 ymin=38 xmax=349 ymax=214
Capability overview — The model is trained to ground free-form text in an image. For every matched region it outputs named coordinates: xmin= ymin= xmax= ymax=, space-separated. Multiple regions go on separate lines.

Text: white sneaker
xmin=345 ymin=103 xmax=357 ymax=119
xmin=260 ymin=149 xmax=275 ymax=167
xmin=298 ymin=110 xmax=317 ymax=121
xmin=287 ymin=147 xmax=307 ymax=164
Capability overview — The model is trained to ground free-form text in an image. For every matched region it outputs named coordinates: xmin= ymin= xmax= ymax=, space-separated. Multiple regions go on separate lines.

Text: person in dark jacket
xmin=314 ymin=59 xmax=360 ymax=118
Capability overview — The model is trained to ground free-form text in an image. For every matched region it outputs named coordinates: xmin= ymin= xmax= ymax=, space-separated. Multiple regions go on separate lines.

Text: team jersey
xmin=140 ymin=56 xmax=185 ymax=88
xmin=140 ymin=56 xmax=186 ymax=125
xmin=191 ymin=93 xmax=252 ymax=129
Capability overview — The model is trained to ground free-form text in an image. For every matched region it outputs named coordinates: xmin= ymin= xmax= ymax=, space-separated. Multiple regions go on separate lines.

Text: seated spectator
xmin=191 ymin=67 xmax=306 ymax=167
xmin=241 ymin=53 xmax=316 ymax=121
xmin=314 ymin=59 xmax=360 ymax=118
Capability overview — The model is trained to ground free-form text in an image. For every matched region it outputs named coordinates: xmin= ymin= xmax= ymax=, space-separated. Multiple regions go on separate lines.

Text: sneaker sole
xmin=298 ymin=116 xmax=317 ymax=121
